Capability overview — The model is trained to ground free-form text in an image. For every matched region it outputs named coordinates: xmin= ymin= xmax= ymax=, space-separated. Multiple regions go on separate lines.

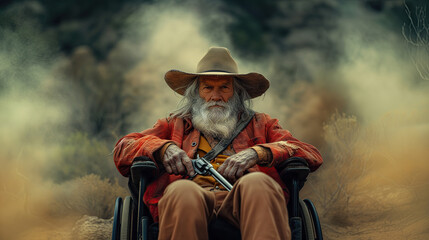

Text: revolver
xmin=190 ymin=155 xmax=233 ymax=191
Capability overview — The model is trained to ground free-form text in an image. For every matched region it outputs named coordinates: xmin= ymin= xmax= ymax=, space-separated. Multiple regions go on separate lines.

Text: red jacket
xmin=113 ymin=113 xmax=323 ymax=222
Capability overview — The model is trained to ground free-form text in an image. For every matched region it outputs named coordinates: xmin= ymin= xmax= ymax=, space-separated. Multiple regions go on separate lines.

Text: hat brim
xmin=165 ymin=70 xmax=270 ymax=99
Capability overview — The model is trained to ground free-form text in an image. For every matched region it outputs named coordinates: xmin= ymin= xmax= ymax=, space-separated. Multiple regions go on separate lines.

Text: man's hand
xmin=217 ymin=148 xmax=259 ymax=183
xmin=162 ymin=144 xmax=195 ymax=176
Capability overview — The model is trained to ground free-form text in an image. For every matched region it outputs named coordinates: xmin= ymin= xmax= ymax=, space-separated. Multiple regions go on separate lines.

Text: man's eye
xmin=202 ymin=86 xmax=213 ymax=92
xmin=221 ymin=86 xmax=232 ymax=92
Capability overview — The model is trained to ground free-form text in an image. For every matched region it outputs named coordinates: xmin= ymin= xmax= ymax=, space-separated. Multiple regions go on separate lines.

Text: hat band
xmin=200 ymin=70 xmax=234 ymax=74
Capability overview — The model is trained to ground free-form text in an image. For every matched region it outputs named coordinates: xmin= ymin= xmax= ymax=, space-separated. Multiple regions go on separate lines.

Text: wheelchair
xmin=112 ymin=156 xmax=323 ymax=240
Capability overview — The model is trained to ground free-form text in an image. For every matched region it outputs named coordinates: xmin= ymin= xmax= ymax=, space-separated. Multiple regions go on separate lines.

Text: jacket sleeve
xmin=113 ymin=118 xmax=175 ymax=177
xmin=257 ymin=114 xmax=323 ymax=172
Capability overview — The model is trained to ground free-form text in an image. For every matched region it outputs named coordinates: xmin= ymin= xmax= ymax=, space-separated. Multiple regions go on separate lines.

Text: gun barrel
xmin=192 ymin=156 xmax=233 ymax=191
xmin=208 ymin=168 xmax=233 ymax=191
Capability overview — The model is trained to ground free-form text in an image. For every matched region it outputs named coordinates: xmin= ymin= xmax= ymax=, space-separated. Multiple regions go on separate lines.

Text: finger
xmin=174 ymin=156 xmax=186 ymax=175
xmin=227 ymin=165 xmax=238 ymax=182
xmin=218 ymin=158 xmax=230 ymax=175
xmin=223 ymin=160 xmax=237 ymax=181
xmin=218 ymin=157 xmax=231 ymax=174
xmin=236 ymin=166 xmax=246 ymax=179
xmin=176 ymin=152 xmax=190 ymax=175
xmin=162 ymin=156 xmax=173 ymax=174
xmin=175 ymin=162 xmax=186 ymax=175
xmin=163 ymin=163 xmax=172 ymax=174
xmin=170 ymin=160 xmax=179 ymax=175
xmin=181 ymin=156 xmax=195 ymax=176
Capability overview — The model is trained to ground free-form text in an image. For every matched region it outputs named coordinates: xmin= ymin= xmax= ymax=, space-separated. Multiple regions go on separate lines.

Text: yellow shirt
xmin=192 ymin=135 xmax=232 ymax=190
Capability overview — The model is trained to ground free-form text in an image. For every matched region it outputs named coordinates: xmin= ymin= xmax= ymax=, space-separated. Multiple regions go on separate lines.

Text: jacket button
xmin=191 ymin=142 xmax=197 ymax=147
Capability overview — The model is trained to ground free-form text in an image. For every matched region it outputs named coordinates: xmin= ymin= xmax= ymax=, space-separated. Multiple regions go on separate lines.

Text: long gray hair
xmin=170 ymin=77 xmax=253 ymax=119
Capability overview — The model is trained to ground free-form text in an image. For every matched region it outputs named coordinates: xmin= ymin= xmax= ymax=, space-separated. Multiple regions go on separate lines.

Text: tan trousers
xmin=158 ymin=172 xmax=291 ymax=240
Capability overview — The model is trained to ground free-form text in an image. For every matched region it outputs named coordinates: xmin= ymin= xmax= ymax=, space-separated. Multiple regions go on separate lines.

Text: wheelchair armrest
xmin=130 ymin=156 xmax=158 ymax=184
xmin=277 ymin=157 xmax=310 ymax=190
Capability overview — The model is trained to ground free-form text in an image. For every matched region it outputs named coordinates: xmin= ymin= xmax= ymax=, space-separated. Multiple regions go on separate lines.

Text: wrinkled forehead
xmin=198 ymin=75 xmax=234 ymax=86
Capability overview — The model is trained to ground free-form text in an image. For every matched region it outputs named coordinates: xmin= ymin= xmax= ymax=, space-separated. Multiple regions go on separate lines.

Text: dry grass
xmin=0 ymin=167 xmax=127 ymax=239
xmin=302 ymin=111 xmax=429 ymax=239
xmin=304 ymin=112 xmax=372 ymax=224
xmin=52 ymin=174 xmax=128 ymax=219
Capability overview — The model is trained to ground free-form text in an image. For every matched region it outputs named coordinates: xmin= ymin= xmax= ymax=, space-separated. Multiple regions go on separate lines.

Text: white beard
xmin=191 ymin=97 xmax=238 ymax=139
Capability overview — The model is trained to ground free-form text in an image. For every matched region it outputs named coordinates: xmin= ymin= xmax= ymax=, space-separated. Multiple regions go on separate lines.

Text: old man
xmin=113 ymin=47 xmax=323 ymax=240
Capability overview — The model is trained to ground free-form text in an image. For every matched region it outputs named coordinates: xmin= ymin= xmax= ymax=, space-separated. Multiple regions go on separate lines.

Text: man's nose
xmin=210 ymin=90 xmax=222 ymax=101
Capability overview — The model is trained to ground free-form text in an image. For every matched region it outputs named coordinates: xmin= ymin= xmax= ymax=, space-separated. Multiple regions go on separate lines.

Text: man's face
xmin=198 ymin=76 xmax=234 ymax=105
xmin=192 ymin=75 xmax=237 ymax=138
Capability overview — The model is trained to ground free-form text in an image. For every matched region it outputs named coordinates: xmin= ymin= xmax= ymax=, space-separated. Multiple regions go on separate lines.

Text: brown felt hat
xmin=164 ymin=47 xmax=270 ymax=98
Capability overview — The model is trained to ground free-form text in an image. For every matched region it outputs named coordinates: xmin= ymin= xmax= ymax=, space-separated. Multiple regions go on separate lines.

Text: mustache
xmin=204 ymin=101 xmax=229 ymax=108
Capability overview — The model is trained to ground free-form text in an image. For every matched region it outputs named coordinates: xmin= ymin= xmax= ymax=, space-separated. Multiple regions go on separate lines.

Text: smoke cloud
xmin=1 ymin=0 xmax=428 ymax=239
xmin=0 ymin=4 xmax=126 ymax=239
xmin=300 ymin=2 xmax=429 ymax=239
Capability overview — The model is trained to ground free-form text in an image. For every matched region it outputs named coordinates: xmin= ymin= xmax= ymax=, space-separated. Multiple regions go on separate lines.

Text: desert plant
xmin=53 ymin=174 xmax=128 ymax=219
xmin=307 ymin=111 xmax=372 ymax=225
xmin=402 ymin=3 xmax=429 ymax=81
xmin=47 ymin=132 xmax=117 ymax=182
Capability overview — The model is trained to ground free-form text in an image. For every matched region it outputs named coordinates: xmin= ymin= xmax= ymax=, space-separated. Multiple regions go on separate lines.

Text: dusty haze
xmin=1 ymin=0 xmax=428 ymax=239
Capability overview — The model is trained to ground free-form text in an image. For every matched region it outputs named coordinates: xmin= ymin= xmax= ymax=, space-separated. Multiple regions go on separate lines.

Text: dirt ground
xmin=14 ymin=213 xmax=428 ymax=240
xmin=17 ymin=216 xmax=112 ymax=240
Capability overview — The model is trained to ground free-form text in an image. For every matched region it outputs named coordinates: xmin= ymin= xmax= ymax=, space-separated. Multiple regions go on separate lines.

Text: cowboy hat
xmin=164 ymin=47 xmax=270 ymax=98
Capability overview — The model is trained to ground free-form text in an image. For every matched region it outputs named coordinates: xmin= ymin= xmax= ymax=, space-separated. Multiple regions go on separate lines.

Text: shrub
xmin=52 ymin=174 xmax=128 ymax=219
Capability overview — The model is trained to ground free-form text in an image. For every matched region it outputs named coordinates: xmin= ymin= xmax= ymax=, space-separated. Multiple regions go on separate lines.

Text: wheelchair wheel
xmin=304 ymin=199 xmax=323 ymax=240
xmin=299 ymin=199 xmax=315 ymax=240
xmin=112 ymin=197 xmax=123 ymax=240
xmin=120 ymin=196 xmax=134 ymax=240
